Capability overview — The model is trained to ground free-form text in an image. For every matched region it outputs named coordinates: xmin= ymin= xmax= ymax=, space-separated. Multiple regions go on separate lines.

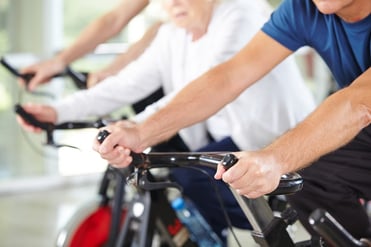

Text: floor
xmin=0 ymin=181 xmax=98 ymax=247
xmin=0 ymin=175 xmax=311 ymax=247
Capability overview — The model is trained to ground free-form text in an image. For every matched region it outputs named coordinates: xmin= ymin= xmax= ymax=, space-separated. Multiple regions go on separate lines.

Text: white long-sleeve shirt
xmin=53 ymin=0 xmax=316 ymax=151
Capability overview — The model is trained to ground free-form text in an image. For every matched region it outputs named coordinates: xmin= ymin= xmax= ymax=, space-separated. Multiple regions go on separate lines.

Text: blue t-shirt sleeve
xmin=262 ymin=0 xmax=311 ymax=51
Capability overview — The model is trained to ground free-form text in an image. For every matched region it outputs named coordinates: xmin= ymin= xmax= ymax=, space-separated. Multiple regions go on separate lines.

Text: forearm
xmin=56 ymin=0 xmax=149 ymax=66
xmin=136 ymin=62 xmax=242 ymax=149
xmin=111 ymin=30 xmax=287 ymax=151
xmin=266 ymin=68 xmax=371 ymax=173
xmin=135 ymin=32 xmax=292 ymax=149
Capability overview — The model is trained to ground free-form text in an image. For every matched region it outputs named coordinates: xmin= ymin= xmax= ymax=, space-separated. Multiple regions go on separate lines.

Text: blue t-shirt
xmin=262 ymin=0 xmax=371 ymax=88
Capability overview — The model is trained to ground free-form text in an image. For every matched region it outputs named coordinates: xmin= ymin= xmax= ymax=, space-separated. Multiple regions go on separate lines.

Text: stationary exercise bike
xmin=5 ymin=57 xmax=370 ymax=247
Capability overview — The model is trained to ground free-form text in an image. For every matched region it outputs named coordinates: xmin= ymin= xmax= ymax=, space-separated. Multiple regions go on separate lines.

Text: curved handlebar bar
xmin=15 ymin=104 xmax=107 ymax=130
xmin=14 ymin=104 xmax=107 ymax=147
xmin=1 ymin=56 xmax=87 ymax=89
xmin=125 ymin=152 xmax=303 ymax=196
xmin=14 ymin=103 xmax=304 ymax=196
xmin=65 ymin=67 xmax=88 ymax=90
xmin=14 ymin=104 xmax=54 ymax=130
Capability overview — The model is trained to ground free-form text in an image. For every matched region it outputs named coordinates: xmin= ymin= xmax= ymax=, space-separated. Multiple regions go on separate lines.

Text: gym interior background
xmin=0 ymin=0 xmax=334 ymax=246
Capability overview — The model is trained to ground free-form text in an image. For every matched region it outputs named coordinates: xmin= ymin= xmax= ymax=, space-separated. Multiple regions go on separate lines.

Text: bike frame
xmin=109 ymin=151 xmax=306 ymax=247
xmin=11 ymin=103 xmax=369 ymax=247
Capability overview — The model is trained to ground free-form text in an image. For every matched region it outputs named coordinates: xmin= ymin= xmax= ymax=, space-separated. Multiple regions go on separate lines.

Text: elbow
xmin=358 ymin=104 xmax=371 ymax=129
xmin=344 ymin=86 xmax=371 ymax=129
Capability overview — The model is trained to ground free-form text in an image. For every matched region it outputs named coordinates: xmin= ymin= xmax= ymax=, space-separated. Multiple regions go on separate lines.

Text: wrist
xmin=136 ymin=124 xmax=152 ymax=153
xmin=261 ymin=148 xmax=290 ymax=175
xmin=54 ymin=53 xmax=69 ymax=69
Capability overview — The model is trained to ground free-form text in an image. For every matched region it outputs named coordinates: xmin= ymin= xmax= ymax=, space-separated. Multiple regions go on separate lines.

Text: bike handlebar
xmin=15 ymin=104 xmax=108 ymax=147
xmin=127 ymin=152 xmax=304 ymax=196
xmin=1 ymin=57 xmax=37 ymax=82
xmin=14 ymin=103 xmax=304 ymax=196
xmin=14 ymin=104 xmax=54 ymax=130
xmin=65 ymin=67 xmax=88 ymax=89
xmin=1 ymin=56 xmax=87 ymax=89
xmin=96 ymin=129 xmax=303 ymax=196
xmin=15 ymin=104 xmax=107 ymax=131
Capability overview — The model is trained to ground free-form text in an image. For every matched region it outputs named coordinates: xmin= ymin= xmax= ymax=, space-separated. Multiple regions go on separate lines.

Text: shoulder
xmin=261 ymin=0 xmax=321 ymax=50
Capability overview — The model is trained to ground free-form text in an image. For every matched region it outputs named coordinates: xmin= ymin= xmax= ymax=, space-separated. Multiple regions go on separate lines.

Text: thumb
xmin=214 ymin=164 xmax=226 ymax=180
xmin=27 ymin=74 xmax=46 ymax=91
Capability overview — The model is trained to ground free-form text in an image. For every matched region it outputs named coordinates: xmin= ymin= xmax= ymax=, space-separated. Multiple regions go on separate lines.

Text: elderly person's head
xmin=162 ymin=0 xmax=222 ymax=40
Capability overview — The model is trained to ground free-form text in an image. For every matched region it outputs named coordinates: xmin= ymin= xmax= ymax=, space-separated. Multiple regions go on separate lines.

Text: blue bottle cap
xmin=171 ymin=197 xmax=185 ymax=210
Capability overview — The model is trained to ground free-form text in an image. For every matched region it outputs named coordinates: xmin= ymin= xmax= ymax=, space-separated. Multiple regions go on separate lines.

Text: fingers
xmin=19 ymin=66 xmax=43 ymax=91
xmin=19 ymin=58 xmax=65 ymax=91
xmin=101 ymin=146 xmax=133 ymax=168
xmin=27 ymin=73 xmax=47 ymax=91
xmin=92 ymin=121 xmax=145 ymax=168
xmin=214 ymin=164 xmax=226 ymax=179
xmin=24 ymin=103 xmax=57 ymax=123
xmin=221 ymin=154 xmax=246 ymax=184
xmin=93 ymin=126 xmax=121 ymax=152
xmin=16 ymin=115 xmax=42 ymax=133
xmin=92 ymin=127 xmax=134 ymax=168
xmin=15 ymin=103 xmax=57 ymax=132
xmin=217 ymin=151 xmax=282 ymax=198
xmin=224 ymin=166 xmax=276 ymax=198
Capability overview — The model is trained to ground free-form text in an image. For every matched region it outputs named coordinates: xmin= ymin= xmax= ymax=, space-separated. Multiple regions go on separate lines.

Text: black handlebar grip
xmin=1 ymin=56 xmax=82 ymax=89
xmin=65 ymin=67 xmax=87 ymax=89
xmin=96 ymin=129 xmax=146 ymax=166
xmin=220 ymin=153 xmax=239 ymax=169
xmin=14 ymin=104 xmax=53 ymax=130
xmin=199 ymin=153 xmax=238 ymax=169
xmin=97 ymin=129 xmax=111 ymax=144
xmin=0 ymin=57 xmax=34 ymax=84
xmin=1 ymin=57 xmax=21 ymax=77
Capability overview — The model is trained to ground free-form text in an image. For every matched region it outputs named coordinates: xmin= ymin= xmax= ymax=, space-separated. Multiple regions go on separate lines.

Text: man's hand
xmin=214 ymin=150 xmax=284 ymax=198
xmin=93 ymin=120 xmax=145 ymax=167
xmin=16 ymin=103 xmax=57 ymax=132
xmin=19 ymin=57 xmax=66 ymax=91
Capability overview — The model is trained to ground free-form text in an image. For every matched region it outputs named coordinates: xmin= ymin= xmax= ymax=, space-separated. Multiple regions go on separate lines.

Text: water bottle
xmin=171 ymin=197 xmax=224 ymax=247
